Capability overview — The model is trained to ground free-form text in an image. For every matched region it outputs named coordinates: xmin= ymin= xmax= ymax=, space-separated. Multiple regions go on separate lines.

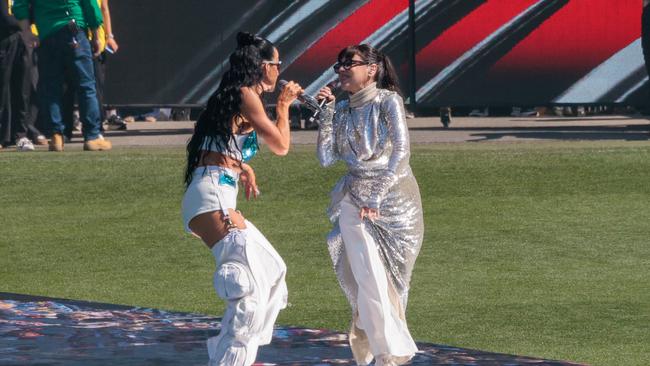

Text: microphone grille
xmin=327 ymin=80 xmax=340 ymax=89
xmin=278 ymin=79 xmax=288 ymax=87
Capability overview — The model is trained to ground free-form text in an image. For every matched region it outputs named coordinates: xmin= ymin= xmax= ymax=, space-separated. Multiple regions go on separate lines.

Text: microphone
xmin=310 ymin=81 xmax=340 ymax=122
xmin=278 ymin=79 xmax=321 ymax=112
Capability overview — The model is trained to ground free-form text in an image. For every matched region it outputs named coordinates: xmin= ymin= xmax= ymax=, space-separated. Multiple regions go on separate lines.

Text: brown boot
xmin=83 ymin=135 xmax=112 ymax=151
xmin=49 ymin=133 xmax=64 ymax=152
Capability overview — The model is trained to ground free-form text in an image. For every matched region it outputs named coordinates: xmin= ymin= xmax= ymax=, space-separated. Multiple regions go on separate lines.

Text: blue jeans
xmin=37 ymin=26 xmax=101 ymax=140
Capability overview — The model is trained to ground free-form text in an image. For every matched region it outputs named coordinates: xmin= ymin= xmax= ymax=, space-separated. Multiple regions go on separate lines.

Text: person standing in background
xmin=12 ymin=0 xmax=112 ymax=151
xmin=0 ymin=0 xmax=45 ymax=151
xmin=62 ymin=0 xmax=123 ymax=141
xmin=97 ymin=0 xmax=125 ymax=129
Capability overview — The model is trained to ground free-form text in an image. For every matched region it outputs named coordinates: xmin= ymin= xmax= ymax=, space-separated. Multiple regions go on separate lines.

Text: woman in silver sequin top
xmin=316 ymin=45 xmax=424 ymax=366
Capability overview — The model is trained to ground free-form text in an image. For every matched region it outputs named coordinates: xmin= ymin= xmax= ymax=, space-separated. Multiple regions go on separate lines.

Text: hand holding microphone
xmin=278 ymin=79 xmax=339 ymax=123
xmin=278 ymin=79 xmax=333 ymax=113
xmin=309 ymin=81 xmax=340 ymax=122
xmin=316 ymin=81 xmax=339 ymax=105
xmin=277 ymin=79 xmax=303 ymax=107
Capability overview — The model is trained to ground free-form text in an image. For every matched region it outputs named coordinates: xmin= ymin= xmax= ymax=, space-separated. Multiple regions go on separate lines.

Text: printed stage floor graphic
xmin=0 ymin=293 xmax=585 ymax=366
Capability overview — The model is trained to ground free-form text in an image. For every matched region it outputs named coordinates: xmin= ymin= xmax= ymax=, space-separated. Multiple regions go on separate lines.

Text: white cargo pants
xmin=208 ymin=220 xmax=287 ymax=366
xmin=339 ymin=194 xmax=417 ymax=365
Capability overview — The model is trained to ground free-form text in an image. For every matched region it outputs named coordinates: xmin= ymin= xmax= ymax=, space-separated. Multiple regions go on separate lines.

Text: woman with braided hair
xmin=316 ymin=44 xmax=424 ymax=366
xmin=182 ymin=31 xmax=302 ymax=365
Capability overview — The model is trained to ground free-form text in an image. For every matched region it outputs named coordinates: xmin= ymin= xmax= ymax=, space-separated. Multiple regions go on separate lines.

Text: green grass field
xmin=1 ymin=142 xmax=649 ymax=365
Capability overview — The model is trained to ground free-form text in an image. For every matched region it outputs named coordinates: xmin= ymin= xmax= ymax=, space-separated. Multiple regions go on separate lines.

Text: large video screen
xmin=105 ymin=0 xmax=645 ymax=108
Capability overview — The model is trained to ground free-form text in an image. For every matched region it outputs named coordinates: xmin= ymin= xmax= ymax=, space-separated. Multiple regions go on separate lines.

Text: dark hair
xmin=337 ymin=44 xmax=401 ymax=95
xmin=184 ymin=32 xmax=276 ymax=187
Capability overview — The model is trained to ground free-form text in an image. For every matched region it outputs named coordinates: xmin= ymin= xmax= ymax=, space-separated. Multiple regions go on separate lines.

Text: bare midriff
xmin=190 ymin=150 xmax=247 ymax=248
xmin=189 ymin=119 xmax=253 ymax=247
xmin=196 ymin=150 xmax=244 ymax=173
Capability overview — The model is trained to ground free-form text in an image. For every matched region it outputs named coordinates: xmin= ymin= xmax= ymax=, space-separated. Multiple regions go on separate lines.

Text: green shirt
xmin=12 ymin=0 xmax=102 ymax=40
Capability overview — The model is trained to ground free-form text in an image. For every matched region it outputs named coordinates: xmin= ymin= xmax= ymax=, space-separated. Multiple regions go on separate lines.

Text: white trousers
xmin=208 ymin=220 xmax=288 ymax=366
xmin=339 ymin=194 xmax=417 ymax=365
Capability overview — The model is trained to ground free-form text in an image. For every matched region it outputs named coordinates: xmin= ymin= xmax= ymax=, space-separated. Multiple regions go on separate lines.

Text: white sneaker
xmin=16 ymin=137 xmax=35 ymax=151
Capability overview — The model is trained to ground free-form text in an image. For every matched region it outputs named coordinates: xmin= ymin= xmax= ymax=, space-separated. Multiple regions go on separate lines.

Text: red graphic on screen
xmin=284 ymin=0 xmax=408 ymax=77
xmin=488 ymin=0 xmax=640 ymax=78
xmin=412 ymin=0 xmax=539 ymax=88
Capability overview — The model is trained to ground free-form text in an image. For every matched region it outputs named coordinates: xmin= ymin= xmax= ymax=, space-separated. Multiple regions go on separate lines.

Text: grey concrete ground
xmin=109 ymin=115 xmax=650 ymax=146
xmin=16 ymin=115 xmax=650 ymax=149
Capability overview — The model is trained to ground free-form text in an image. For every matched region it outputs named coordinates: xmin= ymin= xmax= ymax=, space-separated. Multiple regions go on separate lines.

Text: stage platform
xmin=0 ymin=293 xmax=585 ymax=366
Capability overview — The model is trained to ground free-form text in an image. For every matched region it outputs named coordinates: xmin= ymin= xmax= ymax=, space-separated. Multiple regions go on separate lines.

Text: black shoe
xmin=106 ymin=115 xmax=127 ymax=130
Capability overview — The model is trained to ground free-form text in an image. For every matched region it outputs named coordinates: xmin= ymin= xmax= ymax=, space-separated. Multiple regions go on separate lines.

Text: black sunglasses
xmin=333 ymin=60 xmax=369 ymax=73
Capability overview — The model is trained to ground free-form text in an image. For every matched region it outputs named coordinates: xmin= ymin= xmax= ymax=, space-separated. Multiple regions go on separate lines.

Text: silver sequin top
xmin=318 ymin=89 xmax=412 ymax=208
xmin=317 ymin=88 xmax=412 ymax=209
